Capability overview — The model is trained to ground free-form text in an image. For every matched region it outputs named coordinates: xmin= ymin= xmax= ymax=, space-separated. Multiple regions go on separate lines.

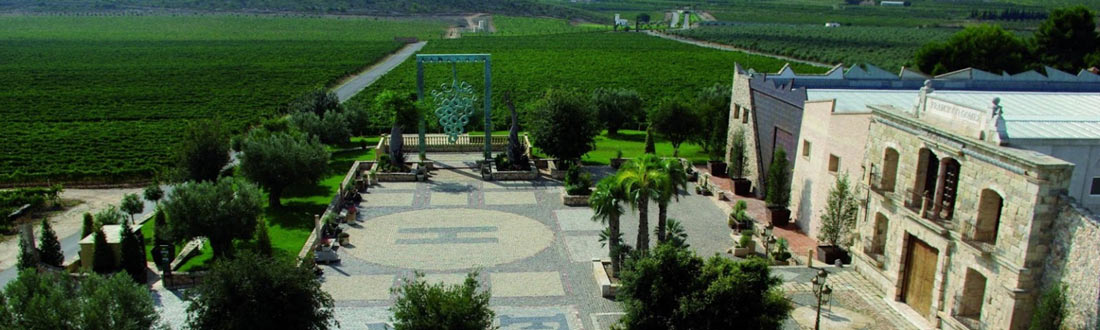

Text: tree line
xmin=916 ymin=6 xmax=1099 ymax=75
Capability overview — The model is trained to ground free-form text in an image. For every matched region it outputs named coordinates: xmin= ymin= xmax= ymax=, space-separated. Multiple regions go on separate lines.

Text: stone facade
xmin=1041 ymin=204 xmax=1100 ymax=330
xmin=789 ymin=100 xmax=871 ymax=239
xmin=851 ymin=105 xmax=1075 ymax=330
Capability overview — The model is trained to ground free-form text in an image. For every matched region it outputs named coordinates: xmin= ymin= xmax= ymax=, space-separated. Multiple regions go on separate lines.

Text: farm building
xmin=727 ymin=63 xmax=1100 ymax=329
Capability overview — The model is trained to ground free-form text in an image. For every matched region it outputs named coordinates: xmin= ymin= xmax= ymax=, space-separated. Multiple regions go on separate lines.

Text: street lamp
xmin=763 ymin=224 xmax=777 ymax=260
xmin=812 ymin=269 xmax=833 ymax=330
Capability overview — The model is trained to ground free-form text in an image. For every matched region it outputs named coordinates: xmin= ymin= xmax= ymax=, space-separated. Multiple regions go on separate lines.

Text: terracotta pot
xmin=816 ymin=245 xmax=852 ymax=265
xmin=767 ymin=207 xmax=791 ymax=227
xmin=732 ymin=178 xmax=752 ymax=196
xmin=708 ymin=161 xmax=727 ymax=177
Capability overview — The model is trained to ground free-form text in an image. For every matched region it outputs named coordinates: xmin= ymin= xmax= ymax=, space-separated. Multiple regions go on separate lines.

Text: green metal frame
xmin=416 ymin=54 xmax=492 ymax=159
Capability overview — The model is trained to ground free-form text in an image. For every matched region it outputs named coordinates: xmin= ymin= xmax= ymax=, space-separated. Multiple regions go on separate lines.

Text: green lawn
xmin=526 ymin=129 xmax=709 ymax=165
xmin=142 ymin=136 xmax=379 ymax=272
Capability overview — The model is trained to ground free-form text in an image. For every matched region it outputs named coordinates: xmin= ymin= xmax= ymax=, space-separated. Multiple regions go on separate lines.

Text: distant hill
xmin=0 ymin=0 xmax=608 ymax=22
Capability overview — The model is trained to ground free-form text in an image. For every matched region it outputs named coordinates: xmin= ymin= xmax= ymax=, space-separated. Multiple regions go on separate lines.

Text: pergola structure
xmin=415 ymin=54 xmax=492 ymax=159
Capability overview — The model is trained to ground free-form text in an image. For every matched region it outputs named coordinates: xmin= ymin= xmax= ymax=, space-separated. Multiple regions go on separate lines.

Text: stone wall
xmin=853 ymin=107 xmax=1075 ymax=330
xmin=1041 ymin=203 xmax=1100 ymax=330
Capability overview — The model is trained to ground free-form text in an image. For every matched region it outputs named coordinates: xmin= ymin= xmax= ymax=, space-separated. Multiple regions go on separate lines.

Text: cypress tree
xmin=37 ymin=219 xmax=64 ymax=267
xmin=119 ymin=221 xmax=147 ymax=283
xmin=255 ymin=219 xmax=273 ymax=257
xmin=644 ymin=126 xmax=656 ymax=154
xmin=91 ymin=227 xmax=115 ymax=274
xmin=16 ymin=231 xmax=37 ymax=271
xmin=82 ymin=212 xmax=94 ymax=238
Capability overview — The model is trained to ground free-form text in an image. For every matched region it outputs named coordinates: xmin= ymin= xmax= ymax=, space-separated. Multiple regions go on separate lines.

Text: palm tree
xmin=590 ymin=177 xmax=626 ymax=275
xmin=654 ymin=158 xmax=688 ymax=242
xmin=615 ymin=154 xmax=668 ymax=252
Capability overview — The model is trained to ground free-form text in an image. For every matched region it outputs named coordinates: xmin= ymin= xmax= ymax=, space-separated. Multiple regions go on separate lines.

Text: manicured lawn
xmin=143 ymin=137 xmax=379 ymax=271
xmin=528 ymin=129 xmax=710 ymax=165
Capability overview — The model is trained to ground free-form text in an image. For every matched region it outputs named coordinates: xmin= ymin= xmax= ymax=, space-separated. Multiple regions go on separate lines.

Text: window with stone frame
xmin=802 ymin=140 xmax=812 ymax=159
xmin=956 ymin=268 xmax=988 ymax=325
xmin=880 ymin=147 xmax=899 ymax=192
xmin=1091 ymin=177 xmax=1100 ymax=195
xmin=828 ymin=154 xmax=840 ymax=173
xmin=733 ymin=104 xmax=740 ymax=119
xmin=973 ymin=189 xmax=1003 ymax=244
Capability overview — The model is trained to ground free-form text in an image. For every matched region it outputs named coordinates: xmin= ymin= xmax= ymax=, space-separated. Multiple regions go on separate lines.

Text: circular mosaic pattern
xmin=344 ymin=208 xmax=554 ymax=270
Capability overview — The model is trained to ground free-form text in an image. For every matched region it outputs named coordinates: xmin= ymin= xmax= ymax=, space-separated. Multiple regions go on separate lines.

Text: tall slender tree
xmin=91 ymin=227 xmax=115 ymax=274
xmin=37 ymin=219 xmax=64 ymax=268
xmin=82 ymin=212 xmax=94 ymax=238
xmin=16 ymin=231 xmax=37 ymax=271
xmin=119 ymin=220 xmax=147 ymax=283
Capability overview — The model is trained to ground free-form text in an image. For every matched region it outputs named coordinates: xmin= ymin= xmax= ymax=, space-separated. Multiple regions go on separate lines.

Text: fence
xmin=379 ymin=134 xmax=518 ymax=153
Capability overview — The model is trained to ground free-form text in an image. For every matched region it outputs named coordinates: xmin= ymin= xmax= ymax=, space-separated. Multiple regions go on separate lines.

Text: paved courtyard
xmin=317 ymin=166 xmax=736 ymax=329
xmin=150 ymin=159 xmax=917 ymax=329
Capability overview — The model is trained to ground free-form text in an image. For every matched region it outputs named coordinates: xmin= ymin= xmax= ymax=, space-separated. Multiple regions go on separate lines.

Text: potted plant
xmin=771 ymin=237 xmax=792 ymax=265
xmin=732 ymin=230 xmax=756 ymax=257
xmin=708 ymin=157 xmax=727 ymax=178
xmin=729 ymin=127 xmax=752 ymax=196
xmin=817 ymin=173 xmax=859 ymax=265
xmin=765 ymin=147 xmax=792 ymax=227
xmin=728 ymin=200 xmax=754 ymax=233
xmin=562 ymin=165 xmax=593 ymax=205
xmin=610 ymin=149 xmax=626 ymax=169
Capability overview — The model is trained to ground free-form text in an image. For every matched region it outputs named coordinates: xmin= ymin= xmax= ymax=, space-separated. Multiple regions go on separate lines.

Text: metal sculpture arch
xmin=416 ymin=54 xmax=492 ymax=158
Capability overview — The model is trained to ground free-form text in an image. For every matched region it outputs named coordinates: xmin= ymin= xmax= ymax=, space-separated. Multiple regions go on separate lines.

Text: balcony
xmin=957 ymin=221 xmax=996 ymax=257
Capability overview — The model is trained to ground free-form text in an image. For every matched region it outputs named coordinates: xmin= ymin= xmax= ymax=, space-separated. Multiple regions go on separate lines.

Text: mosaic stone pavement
xmin=149 ymin=162 xmax=916 ymax=329
xmin=316 ymin=166 xmax=741 ymax=329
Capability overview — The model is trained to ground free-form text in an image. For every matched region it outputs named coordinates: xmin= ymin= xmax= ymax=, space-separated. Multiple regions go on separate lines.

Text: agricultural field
xmin=671 ymin=23 xmax=963 ymax=70
xmin=0 ymin=15 xmax=448 ymax=185
xmin=491 ymin=15 xmax=610 ymax=36
xmin=346 ymin=31 xmax=825 ymax=132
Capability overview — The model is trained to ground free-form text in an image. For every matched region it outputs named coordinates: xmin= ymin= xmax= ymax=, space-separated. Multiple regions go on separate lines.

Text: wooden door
xmin=903 ymin=237 xmax=938 ymax=317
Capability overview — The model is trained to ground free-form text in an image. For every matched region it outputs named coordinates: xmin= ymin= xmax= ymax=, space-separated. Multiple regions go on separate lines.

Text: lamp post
xmin=763 ymin=224 xmax=777 ymax=260
xmin=812 ymin=269 xmax=833 ymax=330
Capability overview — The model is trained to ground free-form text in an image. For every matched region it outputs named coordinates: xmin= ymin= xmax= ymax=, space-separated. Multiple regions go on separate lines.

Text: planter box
xmin=548 ymin=160 xmax=581 ymax=180
xmin=708 ymin=161 xmax=727 ymax=177
xmin=592 ymin=258 xmax=620 ymax=298
xmin=562 ymin=192 xmax=591 ymax=206
xmin=533 ymin=158 xmax=550 ymax=169
xmin=490 ymin=161 xmax=539 ymax=181
xmin=771 ymin=259 xmax=791 ymax=266
xmin=767 ymin=207 xmax=791 ymax=227
xmin=817 ymin=245 xmax=852 ymax=265
xmin=730 ymin=232 xmax=757 ymax=257
xmin=732 ymin=178 xmax=752 ymax=196
xmin=610 ymin=158 xmax=630 ymax=169
xmin=370 ymin=163 xmax=418 ymax=182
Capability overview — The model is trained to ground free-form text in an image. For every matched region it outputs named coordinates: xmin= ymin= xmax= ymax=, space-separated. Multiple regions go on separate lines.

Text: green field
xmin=492 ymin=15 xmax=610 ymax=35
xmin=0 ymin=15 xmax=447 ymax=185
xmin=672 ymin=23 xmax=963 ymax=70
xmin=347 ymin=31 xmax=824 ymax=132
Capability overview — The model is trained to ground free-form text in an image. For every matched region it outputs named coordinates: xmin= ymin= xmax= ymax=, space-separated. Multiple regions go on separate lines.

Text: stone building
xmin=727 ymin=63 xmax=1100 ymax=329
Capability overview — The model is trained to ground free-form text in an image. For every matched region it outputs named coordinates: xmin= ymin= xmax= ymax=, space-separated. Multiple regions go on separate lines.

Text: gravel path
xmin=332 ymin=41 xmax=428 ymax=103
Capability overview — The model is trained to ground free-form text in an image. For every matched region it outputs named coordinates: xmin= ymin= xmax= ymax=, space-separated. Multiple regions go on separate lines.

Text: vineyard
xmin=0 ymin=15 xmax=449 ymax=185
xmin=491 ymin=15 xmax=610 ymax=36
xmin=671 ymin=23 xmax=963 ymax=70
xmin=346 ymin=31 xmax=824 ymax=132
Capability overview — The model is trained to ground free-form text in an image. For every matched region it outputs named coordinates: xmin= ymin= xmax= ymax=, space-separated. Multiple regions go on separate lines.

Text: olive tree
xmin=0 ymin=270 xmax=160 ymax=330
xmin=592 ymin=88 xmax=643 ymax=135
xmin=526 ymin=89 xmax=601 ymax=161
xmin=650 ymin=98 xmax=700 ymax=157
xmin=238 ymin=130 xmax=329 ymax=208
xmin=161 ymin=178 xmax=263 ymax=258
xmin=186 ymin=252 xmax=336 ymax=330
xmin=176 ymin=119 xmax=230 ymax=182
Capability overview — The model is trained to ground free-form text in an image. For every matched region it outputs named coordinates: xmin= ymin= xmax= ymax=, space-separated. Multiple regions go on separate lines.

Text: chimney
xmin=914 ymin=80 xmax=933 ymax=117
